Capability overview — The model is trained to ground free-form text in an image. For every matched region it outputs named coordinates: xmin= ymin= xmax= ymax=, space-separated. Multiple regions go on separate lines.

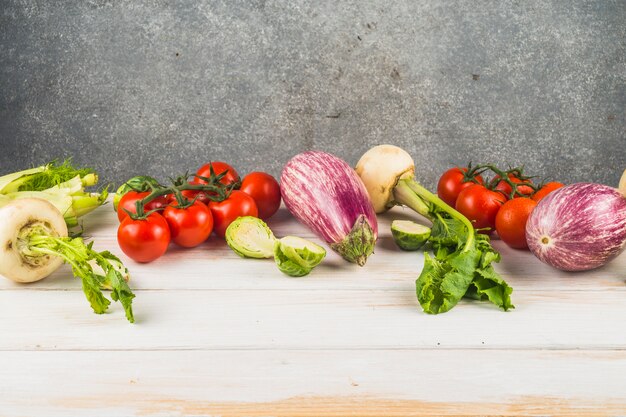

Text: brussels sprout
xmin=391 ymin=220 xmax=431 ymax=251
xmin=113 ymin=176 xmax=161 ymax=211
xmin=274 ymin=236 xmax=326 ymax=277
xmin=225 ymin=216 xmax=276 ymax=259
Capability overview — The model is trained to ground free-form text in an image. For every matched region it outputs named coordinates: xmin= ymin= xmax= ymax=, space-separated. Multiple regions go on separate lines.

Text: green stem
xmin=72 ymin=194 xmax=102 ymax=218
xmin=393 ymin=178 xmax=475 ymax=252
xmin=131 ymin=180 xmax=229 ymax=219
xmin=81 ymin=173 xmax=98 ymax=187
xmin=26 ymin=230 xmax=134 ymax=322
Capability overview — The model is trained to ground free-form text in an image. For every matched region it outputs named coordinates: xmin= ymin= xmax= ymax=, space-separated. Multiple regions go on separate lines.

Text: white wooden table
xmin=1 ymin=204 xmax=626 ymax=416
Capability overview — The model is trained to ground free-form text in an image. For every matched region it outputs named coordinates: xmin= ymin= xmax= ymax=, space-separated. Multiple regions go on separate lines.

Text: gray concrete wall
xmin=1 ymin=0 xmax=624 ymax=190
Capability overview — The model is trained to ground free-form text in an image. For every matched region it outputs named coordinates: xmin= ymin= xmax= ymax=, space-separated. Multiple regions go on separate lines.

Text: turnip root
xmin=619 ymin=169 xmax=626 ymax=197
xmin=0 ymin=198 xmax=135 ymax=322
xmin=0 ymin=198 xmax=68 ymax=283
xmin=355 ymin=145 xmax=415 ymax=213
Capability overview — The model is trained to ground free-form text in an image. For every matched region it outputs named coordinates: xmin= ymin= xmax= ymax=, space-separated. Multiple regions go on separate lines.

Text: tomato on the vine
xmin=240 ymin=172 xmax=281 ymax=219
xmin=495 ymin=198 xmax=537 ymax=249
xmin=209 ymin=190 xmax=258 ymax=237
xmin=493 ymin=174 xmax=534 ymax=199
xmin=455 ymin=184 xmax=505 ymax=232
xmin=163 ymin=201 xmax=213 ymax=248
xmin=177 ymin=178 xmax=213 ymax=205
xmin=196 ymin=161 xmax=240 ymax=186
xmin=117 ymin=212 xmax=171 ymax=263
xmin=532 ymin=181 xmax=564 ymax=202
xmin=117 ymin=191 xmax=169 ymax=222
xmin=437 ymin=167 xmax=484 ymax=207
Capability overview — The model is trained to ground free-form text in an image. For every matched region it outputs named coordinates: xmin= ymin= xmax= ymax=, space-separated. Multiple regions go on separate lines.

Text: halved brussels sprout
xmin=391 ymin=220 xmax=431 ymax=251
xmin=225 ymin=216 xmax=276 ymax=259
xmin=274 ymin=236 xmax=326 ymax=277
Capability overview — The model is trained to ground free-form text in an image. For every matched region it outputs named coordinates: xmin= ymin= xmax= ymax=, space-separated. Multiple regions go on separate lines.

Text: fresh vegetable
xmin=437 ymin=167 xmax=484 ymax=207
xmin=618 ymin=169 xmax=626 ymax=197
xmin=0 ymin=160 xmax=107 ymax=228
xmin=0 ymin=198 xmax=134 ymax=322
xmin=179 ymin=178 xmax=213 ymax=205
xmin=117 ymin=191 xmax=169 ymax=222
xmin=532 ymin=181 xmax=565 ymax=202
xmin=209 ymin=190 xmax=258 ymax=237
xmin=495 ymin=198 xmax=537 ymax=249
xmin=196 ymin=162 xmax=240 ymax=187
xmin=455 ymin=184 xmax=505 ymax=232
xmin=390 ymin=220 xmax=431 ymax=251
xmin=526 ymin=183 xmax=626 ymax=271
xmin=493 ymin=173 xmax=534 ymax=199
xmin=225 ymin=216 xmax=276 ymax=258
xmin=225 ymin=216 xmax=325 ymax=277
xmin=274 ymin=236 xmax=326 ymax=277
xmin=281 ymin=151 xmax=377 ymax=266
xmin=117 ymin=213 xmax=171 ymax=263
xmin=240 ymin=172 xmax=281 ymax=219
xmin=356 ymin=145 xmax=513 ymax=314
xmin=163 ymin=200 xmax=213 ymax=248
xmin=113 ymin=176 xmax=161 ymax=211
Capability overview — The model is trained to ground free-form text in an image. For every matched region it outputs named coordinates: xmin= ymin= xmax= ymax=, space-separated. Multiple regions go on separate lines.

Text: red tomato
xmin=455 ymin=184 xmax=505 ymax=232
xmin=493 ymin=174 xmax=534 ymax=199
xmin=532 ymin=181 xmax=565 ymax=202
xmin=177 ymin=178 xmax=213 ymax=205
xmin=163 ymin=201 xmax=214 ymax=248
xmin=437 ymin=168 xmax=484 ymax=207
xmin=117 ymin=213 xmax=171 ymax=263
xmin=196 ymin=161 xmax=240 ymax=186
xmin=209 ymin=190 xmax=258 ymax=237
xmin=240 ymin=172 xmax=281 ymax=219
xmin=117 ymin=191 xmax=169 ymax=222
xmin=495 ymin=198 xmax=537 ymax=249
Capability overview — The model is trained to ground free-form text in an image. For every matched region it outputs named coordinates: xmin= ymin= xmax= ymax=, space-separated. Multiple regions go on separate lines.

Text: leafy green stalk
xmin=0 ymin=160 xmax=94 ymax=194
xmin=0 ymin=160 xmax=107 ymax=227
xmin=393 ymin=179 xmax=513 ymax=314
xmin=25 ymin=230 xmax=135 ymax=322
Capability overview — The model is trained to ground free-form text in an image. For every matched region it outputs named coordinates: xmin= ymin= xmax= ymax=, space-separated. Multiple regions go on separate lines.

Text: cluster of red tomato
xmin=437 ymin=167 xmax=564 ymax=249
xmin=116 ymin=162 xmax=281 ymax=263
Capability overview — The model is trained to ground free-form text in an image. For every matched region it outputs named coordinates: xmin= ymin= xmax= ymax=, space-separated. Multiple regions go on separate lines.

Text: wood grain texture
xmin=1 ymin=203 xmax=625 ymax=416
xmin=1 ymin=350 xmax=625 ymax=417
xmin=1 ymin=289 xmax=626 ymax=351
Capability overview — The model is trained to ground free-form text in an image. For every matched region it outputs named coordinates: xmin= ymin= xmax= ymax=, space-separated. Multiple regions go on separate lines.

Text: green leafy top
xmin=417 ymin=213 xmax=513 ymax=314
xmin=26 ymin=232 xmax=135 ymax=323
xmin=17 ymin=160 xmax=95 ymax=192
xmin=394 ymin=179 xmax=514 ymax=314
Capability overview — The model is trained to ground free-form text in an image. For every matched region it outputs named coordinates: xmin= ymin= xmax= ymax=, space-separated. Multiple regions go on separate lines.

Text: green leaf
xmin=27 ymin=234 xmax=136 ymax=323
xmin=470 ymin=265 xmax=514 ymax=311
xmin=416 ymin=249 xmax=480 ymax=314
xmin=429 ymin=214 xmax=468 ymax=251
xmin=78 ymin=268 xmax=111 ymax=314
xmin=417 ymin=205 xmax=513 ymax=313
xmin=17 ymin=160 xmax=94 ymax=192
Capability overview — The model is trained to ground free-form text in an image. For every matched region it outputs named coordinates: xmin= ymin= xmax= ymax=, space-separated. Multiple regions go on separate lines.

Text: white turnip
xmin=0 ymin=198 xmax=135 ymax=322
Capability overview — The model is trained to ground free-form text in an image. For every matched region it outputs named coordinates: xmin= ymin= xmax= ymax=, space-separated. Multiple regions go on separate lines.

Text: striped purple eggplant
xmin=280 ymin=151 xmax=378 ymax=266
xmin=526 ymin=183 xmax=626 ymax=271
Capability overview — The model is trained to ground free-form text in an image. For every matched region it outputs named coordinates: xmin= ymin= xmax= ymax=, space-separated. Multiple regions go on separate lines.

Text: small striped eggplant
xmin=526 ymin=183 xmax=626 ymax=271
xmin=280 ymin=151 xmax=378 ymax=266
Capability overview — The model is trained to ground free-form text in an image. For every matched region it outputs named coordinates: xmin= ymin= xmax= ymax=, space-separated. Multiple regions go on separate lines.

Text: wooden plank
xmin=1 ymin=205 xmax=624 ymax=292
xmin=0 ymin=349 xmax=625 ymax=416
xmin=1 ymin=289 xmax=625 ymax=350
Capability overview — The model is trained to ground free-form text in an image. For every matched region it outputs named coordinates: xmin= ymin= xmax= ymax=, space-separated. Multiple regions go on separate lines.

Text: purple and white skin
xmin=281 ymin=151 xmax=378 ymax=266
xmin=526 ymin=183 xmax=626 ymax=271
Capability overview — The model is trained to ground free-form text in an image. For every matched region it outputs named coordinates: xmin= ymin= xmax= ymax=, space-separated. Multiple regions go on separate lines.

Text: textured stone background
xmin=1 ymin=0 xmax=624 ymax=190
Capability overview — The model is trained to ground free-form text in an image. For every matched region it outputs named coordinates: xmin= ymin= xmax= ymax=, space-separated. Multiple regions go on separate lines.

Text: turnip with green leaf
xmin=0 ymin=198 xmax=135 ymax=322
xmin=356 ymin=145 xmax=513 ymax=314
